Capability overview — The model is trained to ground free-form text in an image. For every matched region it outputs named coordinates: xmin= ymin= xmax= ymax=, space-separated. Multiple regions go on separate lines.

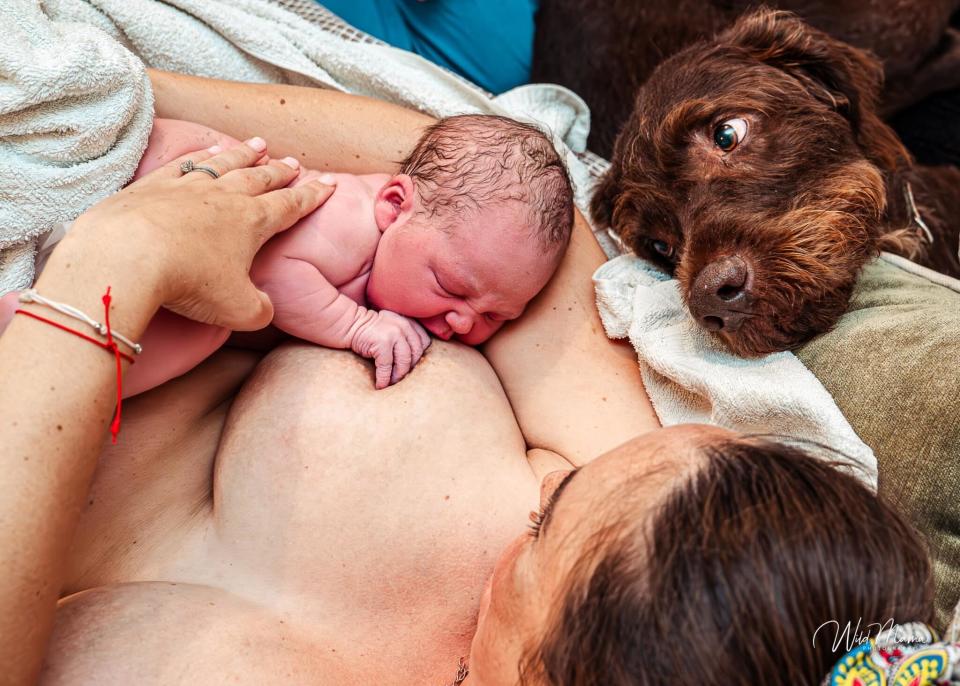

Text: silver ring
xmin=180 ymin=160 xmax=220 ymax=179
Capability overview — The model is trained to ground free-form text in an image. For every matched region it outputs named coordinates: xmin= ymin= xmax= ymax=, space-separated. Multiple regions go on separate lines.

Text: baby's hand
xmin=350 ymin=310 xmax=432 ymax=389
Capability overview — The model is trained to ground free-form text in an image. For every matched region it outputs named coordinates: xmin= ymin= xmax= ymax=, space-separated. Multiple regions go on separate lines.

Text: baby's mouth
xmin=421 ymin=317 xmax=453 ymax=341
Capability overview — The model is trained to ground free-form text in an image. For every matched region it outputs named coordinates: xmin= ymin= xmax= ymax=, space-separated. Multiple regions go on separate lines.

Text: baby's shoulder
xmin=272 ymin=172 xmax=382 ymax=278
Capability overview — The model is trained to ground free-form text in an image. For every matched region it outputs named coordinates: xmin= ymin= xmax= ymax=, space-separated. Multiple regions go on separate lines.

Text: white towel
xmin=1 ymin=0 xmax=592 ymax=294
xmin=594 ymin=254 xmax=878 ymax=489
xmin=0 ymin=0 xmax=153 ymax=294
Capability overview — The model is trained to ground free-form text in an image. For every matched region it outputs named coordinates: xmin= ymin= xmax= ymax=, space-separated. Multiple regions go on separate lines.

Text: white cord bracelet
xmin=18 ymin=289 xmax=143 ymax=354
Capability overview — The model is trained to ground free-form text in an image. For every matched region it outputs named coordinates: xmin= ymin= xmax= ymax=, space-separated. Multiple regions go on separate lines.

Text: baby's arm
xmin=253 ymin=255 xmax=430 ymax=389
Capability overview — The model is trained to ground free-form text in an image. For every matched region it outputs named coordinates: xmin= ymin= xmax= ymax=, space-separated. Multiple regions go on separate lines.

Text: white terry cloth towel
xmin=593 ymin=254 xmax=878 ymax=490
xmin=0 ymin=0 xmax=154 ymax=295
xmin=0 ymin=0 xmax=592 ymax=294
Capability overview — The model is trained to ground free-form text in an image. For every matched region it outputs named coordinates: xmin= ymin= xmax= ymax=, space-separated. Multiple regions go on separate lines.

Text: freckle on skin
xmin=57 ymin=424 xmax=63 ymax=431
xmin=280 ymin=98 xmax=286 ymax=105
xmin=224 ymin=104 xmax=230 ymax=110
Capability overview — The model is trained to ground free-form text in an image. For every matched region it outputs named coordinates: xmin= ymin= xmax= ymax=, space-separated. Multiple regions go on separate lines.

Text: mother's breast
xmin=44 ymin=582 xmax=333 ymax=686
xmin=209 ymin=342 xmax=538 ymax=623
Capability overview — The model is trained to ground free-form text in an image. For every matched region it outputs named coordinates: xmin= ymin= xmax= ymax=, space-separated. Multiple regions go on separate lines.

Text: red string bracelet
xmin=15 ymin=286 xmax=137 ymax=444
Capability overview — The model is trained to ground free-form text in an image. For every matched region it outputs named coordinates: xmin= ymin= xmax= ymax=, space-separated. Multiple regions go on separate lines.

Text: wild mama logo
xmin=812 ymin=618 xmax=925 ymax=652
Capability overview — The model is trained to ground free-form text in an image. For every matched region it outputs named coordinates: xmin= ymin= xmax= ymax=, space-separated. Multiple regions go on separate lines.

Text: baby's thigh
xmin=134 ymin=118 xmax=243 ymax=180
xmin=123 ymin=309 xmax=230 ymax=398
xmin=0 ymin=291 xmax=19 ymax=336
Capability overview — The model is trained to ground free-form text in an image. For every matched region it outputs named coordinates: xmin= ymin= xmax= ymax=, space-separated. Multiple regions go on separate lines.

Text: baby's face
xmin=366 ymin=203 xmax=559 ymax=346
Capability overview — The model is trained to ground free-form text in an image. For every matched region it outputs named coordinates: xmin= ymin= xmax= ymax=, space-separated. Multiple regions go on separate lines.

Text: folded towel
xmin=593 ymin=254 xmax=878 ymax=489
xmin=0 ymin=0 xmax=153 ymax=294
xmin=0 ymin=0 xmax=592 ymax=294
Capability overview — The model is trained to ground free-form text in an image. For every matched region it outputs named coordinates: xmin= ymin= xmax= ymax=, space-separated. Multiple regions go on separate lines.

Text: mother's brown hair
xmin=520 ymin=437 xmax=933 ymax=684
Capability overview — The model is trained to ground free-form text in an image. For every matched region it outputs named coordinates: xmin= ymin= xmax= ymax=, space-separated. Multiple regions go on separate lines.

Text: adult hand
xmin=65 ymin=137 xmax=335 ymax=330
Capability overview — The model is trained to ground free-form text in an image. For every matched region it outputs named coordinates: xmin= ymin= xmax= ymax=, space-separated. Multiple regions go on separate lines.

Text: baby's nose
xmin=445 ymin=311 xmax=474 ymax=335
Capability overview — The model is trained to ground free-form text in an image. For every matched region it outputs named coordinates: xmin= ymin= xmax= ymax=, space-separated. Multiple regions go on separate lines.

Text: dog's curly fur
xmin=540 ymin=7 xmax=960 ymax=355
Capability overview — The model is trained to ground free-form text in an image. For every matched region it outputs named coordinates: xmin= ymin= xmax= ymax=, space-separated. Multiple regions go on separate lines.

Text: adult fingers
xmin=374 ymin=347 xmax=394 ymax=390
xmin=218 ymin=158 xmax=301 ymax=195
xmin=252 ymin=180 xmax=337 ymax=246
xmin=179 ymin=137 xmax=269 ymax=182
xmin=144 ymin=147 xmax=217 ymax=181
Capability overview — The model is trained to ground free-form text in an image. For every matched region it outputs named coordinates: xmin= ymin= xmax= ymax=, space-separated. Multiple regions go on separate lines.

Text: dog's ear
xmin=590 ymin=167 xmax=621 ymax=229
xmin=721 ymin=8 xmax=882 ymax=132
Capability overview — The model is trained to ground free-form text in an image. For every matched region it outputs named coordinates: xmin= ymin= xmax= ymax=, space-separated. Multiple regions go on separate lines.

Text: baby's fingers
xmin=411 ymin=319 xmax=431 ymax=352
xmin=389 ymin=339 xmax=414 ymax=387
xmin=402 ymin=325 xmax=426 ymax=367
xmin=374 ymin=346 xmax=395 ymax=390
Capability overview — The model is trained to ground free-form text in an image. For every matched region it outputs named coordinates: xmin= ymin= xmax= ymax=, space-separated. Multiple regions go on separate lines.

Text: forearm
xmin=0 ymin=233 xmax=161 ymax=685
xmin=255 ymin=254 xmax=372 ymax=348
xmin=148 ymin=69 xmax=432 ymax=173
xmin=272 ymin=290 xmax=375 ymax=350
xmin=483 ymin=213 xmax=660 ymax=466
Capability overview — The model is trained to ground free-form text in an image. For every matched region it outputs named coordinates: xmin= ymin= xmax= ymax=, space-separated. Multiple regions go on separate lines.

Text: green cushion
xmin=796 ymin=257 xmax=960 ymax=630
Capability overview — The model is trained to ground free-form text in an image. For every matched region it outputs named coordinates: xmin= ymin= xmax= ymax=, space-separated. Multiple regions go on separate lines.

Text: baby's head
xmin=366 ymin=114 xmax=574 ymax=345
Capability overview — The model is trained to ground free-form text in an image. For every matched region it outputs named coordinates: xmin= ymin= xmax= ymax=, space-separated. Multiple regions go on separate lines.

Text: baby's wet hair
xmin=399 ymin=114 xmax=574 ymax=253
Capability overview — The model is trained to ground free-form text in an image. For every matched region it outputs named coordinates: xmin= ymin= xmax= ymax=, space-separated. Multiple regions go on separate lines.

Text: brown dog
xmin=542 ymin=8 xmax=960 ymax=355
xmin=534 ymin=0 xmax=960 ymax=158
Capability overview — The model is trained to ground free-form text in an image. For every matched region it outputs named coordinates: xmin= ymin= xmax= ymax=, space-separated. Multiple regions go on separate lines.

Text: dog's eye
xmin=713 ymin=118 xmax=748 ymax=152
xmin=651 ymin=239 xmax=674 ymax=258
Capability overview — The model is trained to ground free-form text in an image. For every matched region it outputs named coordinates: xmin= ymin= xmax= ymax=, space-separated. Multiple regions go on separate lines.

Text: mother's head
xmin=469 ymin=425 xmax=932 ymax=685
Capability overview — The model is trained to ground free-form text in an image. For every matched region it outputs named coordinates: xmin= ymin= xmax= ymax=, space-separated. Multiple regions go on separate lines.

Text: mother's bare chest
xmin=207 ymin=343 xmax=538 ymax=627
xmin=52 ymin=343 xmax=539 ymax=684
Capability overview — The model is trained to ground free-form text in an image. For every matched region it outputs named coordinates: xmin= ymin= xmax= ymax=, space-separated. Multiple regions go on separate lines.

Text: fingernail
xmin=246 ymin=137 xmax=267 ymax=152
xmin=280 ymin=156 xmax=300 ymax=169
xmin=207 ymin=144 xmax=223 ymax=154
xmin=318 ymin=173 xmax=337 ymax=185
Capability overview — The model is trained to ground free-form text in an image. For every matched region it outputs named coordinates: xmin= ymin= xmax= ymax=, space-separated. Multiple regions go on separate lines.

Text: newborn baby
xmin=2 ymin=114 xmax=574 ymax=393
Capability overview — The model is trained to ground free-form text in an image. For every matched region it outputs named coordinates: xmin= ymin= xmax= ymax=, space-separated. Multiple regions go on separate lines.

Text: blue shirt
xmin=320 ymin=0 xmax=538 ymax=94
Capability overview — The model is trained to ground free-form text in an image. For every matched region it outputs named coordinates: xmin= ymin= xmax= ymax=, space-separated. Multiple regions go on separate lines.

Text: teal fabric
xmin=319 ymin=0 xmax=538 ymax=94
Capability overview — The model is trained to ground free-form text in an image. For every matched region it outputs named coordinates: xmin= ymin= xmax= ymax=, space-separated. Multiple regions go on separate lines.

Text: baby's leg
xmin=123 ymin=310 xmax=230 ymax=398
xmin=0 ymin=292 xmax=19 ymax=337
xmin=1 ymin=291 xmax=227 ymax=397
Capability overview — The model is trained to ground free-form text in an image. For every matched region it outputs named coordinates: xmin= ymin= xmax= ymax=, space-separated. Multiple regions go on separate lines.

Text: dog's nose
xmin=689 ymin=255 xmax=754 ymax=333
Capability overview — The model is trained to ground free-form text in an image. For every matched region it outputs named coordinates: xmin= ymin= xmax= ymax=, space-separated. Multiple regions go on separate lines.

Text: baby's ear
xmin=375 ymin=174 xmax=416 ymax=231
